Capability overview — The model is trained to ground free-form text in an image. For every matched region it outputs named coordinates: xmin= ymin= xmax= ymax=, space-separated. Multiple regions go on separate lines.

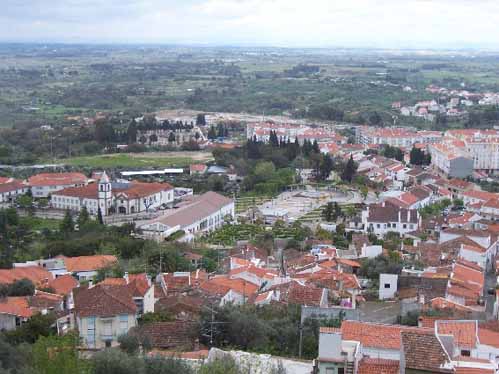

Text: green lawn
xmin=20 ymin=216 xmax=61 ymax=231
xmin=61 ymin=154 xmax=195 ymax=169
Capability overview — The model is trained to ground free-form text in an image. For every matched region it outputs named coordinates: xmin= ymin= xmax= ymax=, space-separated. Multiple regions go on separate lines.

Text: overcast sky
xmin=2 ymin=0 xmax=499 ymax=49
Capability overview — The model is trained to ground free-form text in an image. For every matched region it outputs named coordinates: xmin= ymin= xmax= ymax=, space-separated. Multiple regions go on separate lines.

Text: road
xmin=358 ymin=301 xmax=401 ymax=324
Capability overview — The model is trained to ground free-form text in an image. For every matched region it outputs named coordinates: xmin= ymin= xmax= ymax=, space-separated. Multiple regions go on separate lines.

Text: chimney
xmin=88 ymin=280 xmax=94 ymax=289
xmin=398 ymin=210 xmax=401 ymax=223
xmin=407 ymin=210 xmax=410 ymax=222
xmin=124 ymin=272 xmax=129 ymax=284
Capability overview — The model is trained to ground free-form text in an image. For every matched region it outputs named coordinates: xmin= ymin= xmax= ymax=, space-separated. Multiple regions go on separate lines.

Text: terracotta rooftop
xmin=478 ymin=326 xmax=499 ymax=349
xmin=0 ymin=297 xmax=32 ymax=318
xmin=0 ymin=179 xmax=26 ymax=194
xmin=0 ymin=266 xmax=53 ymax=286
xmin=61 ymin=255 xmax=117 ymax=273
xmin=366 ymin=204 xmax=418 ymax=224
xmin=358 ymin=358 xmax=400 ymax=374
xmin=401 ymin=329 xmax=451 ymax=373
xmin=132 ymin=321 xmax=197 ymax=350
xmin=28 ymin=172 xmax=87 ymax=187
xmin=55 ymin=181 xmax=173 ymax=200
xmin=48 ymin=274 xmax=79 ymax=296
xmin=341 ymin=320 xmax=426 ymax=350
xmin=199 ymin=276 xmax=258 ymax=298
xmin=73 ymin=284 xmax=136 ymax=318
xmin=436 ymin=320 xmax=478 ymax=349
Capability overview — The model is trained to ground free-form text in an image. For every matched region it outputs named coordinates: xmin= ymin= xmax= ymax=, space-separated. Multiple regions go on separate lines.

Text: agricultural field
xmin=2 ymin=44 xmax=499 ymax=131
xmin=204 ymin=222 xmax=311 ymax=246
xmin=58 ymin=151 xmax=212 ymax=169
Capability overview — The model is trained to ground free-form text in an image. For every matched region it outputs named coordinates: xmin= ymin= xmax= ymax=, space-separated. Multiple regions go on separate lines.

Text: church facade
xmin=51 ymin=172 xmax=174 ymax=216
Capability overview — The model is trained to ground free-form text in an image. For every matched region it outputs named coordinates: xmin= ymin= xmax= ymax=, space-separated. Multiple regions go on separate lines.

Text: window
xmin=338 ymin=369 xmax=345 ymax=374
xmin=384 ymin=283 xmax=391 ymax=289
xmin=403 ymin=224 xmax=407 ymax=229
xmin=102 ymin=320 xmax=112 ymax=338
xmin=119 ymin=314 xmax=128 ymax=335
xmin=87 ymin=317 xmax=96 ymax=348
xmin=461 ymin=350 xmax=471 ymax=357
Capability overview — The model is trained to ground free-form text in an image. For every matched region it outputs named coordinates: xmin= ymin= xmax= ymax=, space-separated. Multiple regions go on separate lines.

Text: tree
xmin=4 ymin=313 xmax=56 ymax=345
xmin=118 ymin=334 xmax=140 ymax=355
xmin=77 ymin=206 xmax=90 ymax=228
xmin=196 ymin=113 xmax=206 ymax=126
xmin=16 ymin=194 xmax=33 ymax=210
xmin=0 ymin=335 xmax=25 ymax=371
xmin=410 ymin=146 xmax=425 ymax=166
xmin=97 ymin=207 xmax=104 ymax=225
xmin=312 ymin=140 xmax=320 ymax=154
xmin=360 ymin=185 xmax=368 ymax=200
xmin=60 ymin=210 xmax=74 ymax=234
xmin=149 ymin=134 xmax=158 ymax=144
xmin=126 ymin=119 xmax=138 ymax=144
xmin=318 ymin=154 xmax=334 ymax=181
xmin=168 ymin=132 xmax=176 ymax=143
xmin=368 ymin=111 xmax=383 ymax=126
xmin=8 ymin=278 xmax=35 ymax=296
xmin=341 ymin=155 xmax=357 ymax=183
xmin=322 ymin=202 xmax=334 ymax=222
xmin=208 ymin=126 xmax=217 ymax=140
xmin=32 ymin=333 xmax=88 ymax=374
xmin=92 ymin=349 xmax=143 ymax=374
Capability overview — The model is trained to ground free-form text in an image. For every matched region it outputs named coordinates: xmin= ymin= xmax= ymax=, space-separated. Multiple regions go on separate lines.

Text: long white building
xmin=140 ymin=191 xmax=235 ymax=241
xmin=446 ymin=129 xmax=499 ymax=174
xmin=356 ymin=126 xmax=442 ymax=148
xmin=28 ymin=172 xmax=89 ymax=198
xmin=51 ymin=172 xmax=174 ymax=216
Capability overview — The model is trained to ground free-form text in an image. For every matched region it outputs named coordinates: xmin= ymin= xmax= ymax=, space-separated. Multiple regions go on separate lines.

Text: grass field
xmin=60 ymin=152 xmax=212 ymax=169
xmin=20 ymin=216 xmax=61 ymax=231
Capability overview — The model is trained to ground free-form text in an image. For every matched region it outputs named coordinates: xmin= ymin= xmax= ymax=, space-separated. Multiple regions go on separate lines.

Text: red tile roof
xmin=401 ymin=329 xmax=451 ymax=373
xmin=0 ymin=266 xmax=52 ymax=286
xmin=199 ymin=276 xmax=258 ymax=297
xmin=132 ymin=321 xmax=197 ymax=350
xmin=341 ymin=320 xmax=425 ymax=350
xmin=61 ymin=255 xmax=117 ymax=273
xmin=358 ymin=358 xmax=399 ymax=374
xmin=436 ymin=320 xmax=477 ymax=349
xmin=48 ymin=274 xmax=79 ymax=296
xmin=478 ymin=327 xmax=499 ymax=348
xmin=28 ymin=172 xmax=87 ymax=187
xmin=114 ymin=181 xmax=173 ymax=199
xmin=0 ymin=297 xmax=32 ymax=318
xmin=74 ymin=284 xmax=136 ymax=317
xmin=0 ymin=179 xmax=26 ymax=194
xmin=287 ymin=282 xmax=324 ymax=307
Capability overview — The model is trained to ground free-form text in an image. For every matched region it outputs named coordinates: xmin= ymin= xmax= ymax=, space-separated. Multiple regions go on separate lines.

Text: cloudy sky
xmin=2 ymin=0 xmax=499 ymax=48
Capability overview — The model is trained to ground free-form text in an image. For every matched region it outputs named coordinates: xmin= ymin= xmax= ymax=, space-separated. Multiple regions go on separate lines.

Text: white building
xmin=428 ymin=142 xmax=474 ymax=178
xmin=51 ymin=172 xmax=174 ymax=216
xmin=379 ymin=273 xmax=398 ymax=300
xmin=0 ymin=178 xmax=29 ymax=203
xmin=140 ymin=191 xmax=235 ymax=241
xmin=28 ymin=172 xmax=89 ymax=198
xmin=361 ymin=203 xmax=420 ymax=237
xmin=445 ymin=129 xmax=499 ymax=174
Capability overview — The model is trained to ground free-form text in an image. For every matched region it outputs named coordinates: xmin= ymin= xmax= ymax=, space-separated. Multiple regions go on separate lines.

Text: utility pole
xmin=298 ymin=321 xmax=303 ymax=358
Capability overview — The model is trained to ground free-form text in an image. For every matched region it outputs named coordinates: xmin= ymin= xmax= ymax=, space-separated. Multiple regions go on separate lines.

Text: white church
xmin=51 ymin=172 xmax=174 ymax=216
